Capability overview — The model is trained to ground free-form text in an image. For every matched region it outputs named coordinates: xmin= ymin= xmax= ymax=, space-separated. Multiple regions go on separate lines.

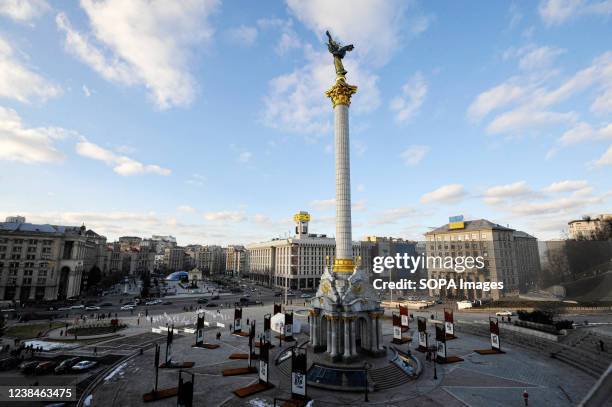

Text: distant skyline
xmin=0 ymin=0 xmax=611 ymax=245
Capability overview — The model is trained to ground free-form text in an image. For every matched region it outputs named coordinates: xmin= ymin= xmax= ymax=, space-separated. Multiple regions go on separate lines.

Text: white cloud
xmin=56 ymin=0 xmax=220 ymax=109
xmin=0 ymin=0 xmax=49 ymax=22
xmin=484 ymin=181 xmax=534 ymax=204
xmin=75 ymin=138 xmax=171 ymax=176
xmin=420 ymin=184 xmax=466 ymax=204
xmin=228 ymin=25 xmax=258 ymax=46
xmin=252 ymin=214 xmax=270 ymax=224
xmin=286 ymin=0 xmax=419 ymax=67
xmin=177 ymin=205 xmax=196 ymax=214
xmin=204 ymin=211 xmax=246 ymax=222
xmin=543 ymin=179 xmax=589 ymax=192
xmin=0 ymin=35 xmax=61 ymax=103
xmin=467 ymin=83 xmax=527 ymax=122
xmin=486 ymin=110 xmax=577 ymax=134
xmin=353 ymin=140 xmax=367 ymax=157
xmin=186 ymin=173 xmax=206 ymax=187
xmin=593 ymin=145 xmax=612 ymax=166
xmin=511 ymin=195 xmax=602 ymax=216
xmin=517 ymin=46 xmax=566 ymax=71
xmin=82 ymin=85 xmax=92 ymax=97
xmin=238 ymin=151 xmax=252 ymax=163
xmin=400 ymin=145 xmax=429 ymax=166
xmin=390 ymin=72 xmax=427 ymax=123
xmin=0 ymin=106 xmax=65 ymax=163
xmin=558 ymin=122 xmax=612 ymax=145
xmin=539 ymin=0 xmax=612 ymax=25
xmin=356 ymin=184 xmax=365 ymax=192
xmin=370 ymin=206 xmax=417 ymax=225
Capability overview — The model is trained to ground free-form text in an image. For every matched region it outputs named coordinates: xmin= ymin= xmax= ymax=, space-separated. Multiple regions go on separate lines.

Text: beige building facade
xmin=568 ymin=214 xmax=612 ymax=240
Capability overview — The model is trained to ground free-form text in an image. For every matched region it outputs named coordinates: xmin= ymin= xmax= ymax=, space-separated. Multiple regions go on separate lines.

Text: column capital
xmin=325 ymin=78 xmax=357 ymax=107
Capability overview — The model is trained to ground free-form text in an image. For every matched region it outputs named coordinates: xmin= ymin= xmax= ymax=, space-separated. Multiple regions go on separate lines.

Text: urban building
xmin=425 ymin=218 xmax=538 ymax=300
xmin=246 ymin=212 xmax=365 ymax=290
xmin=225 ymin=245 xmax=246 ymax=277
xmin=513 ymin=231 xmax=541 ymax=292
xmin=195 ymin=245 xmax=225 ymax=275
xmin=568 ymin=214 xmax=612 ymax=240
xmin=0 ymin=216 xmax=105 ymax=301
xmin=164 ymin=247 xmax=186 ymax=272
xmin=150 ymin=235 xmax=177 ymax=254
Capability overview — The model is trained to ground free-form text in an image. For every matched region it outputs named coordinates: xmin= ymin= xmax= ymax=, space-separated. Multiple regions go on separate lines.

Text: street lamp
xmin=363 ymin=362 xmax=372 ymax=402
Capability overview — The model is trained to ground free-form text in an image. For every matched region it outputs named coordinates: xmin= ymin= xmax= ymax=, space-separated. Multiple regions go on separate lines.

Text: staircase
xmin=369 ymin=363 xmax=413 ymax=390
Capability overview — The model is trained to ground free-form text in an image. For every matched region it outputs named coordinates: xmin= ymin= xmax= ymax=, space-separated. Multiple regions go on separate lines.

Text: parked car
xmin=55 ymin=357 xmax=80 ymax=374
xmin=145 ymin=300 xmax=161 ymax=306
xmin=71 ymin=360 xmax=97 ymax=371
xmin=70 ymin=305 xmax=85 ymax=310
xmin=100 ymin=302 xmax=113 ymax=307
xmin=162 ymin=301 xmax=173 ymax=305
xmin=496 ymin=310 xmax=513 ymax=317
xmin=19 ymin=360 xmax=39 ymax=374
xmin=85 ymin=306 xmax=100 ymax=311
xmin=121 ymin=305 xmax=135 ymax=310
xmin=197 ymin=298 xmax=208 ymax=304
xmin=35 ymin=361 xmax=57 ymax=375
xmin=0 ymin=356 xmax=20 ymax=371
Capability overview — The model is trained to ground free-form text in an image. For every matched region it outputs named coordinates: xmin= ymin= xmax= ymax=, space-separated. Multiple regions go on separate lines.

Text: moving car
xmin=71 ymin=360 xmax=97 ymax=371
xmin=100 ymin=302 xmax=113 ymax=307
xmin=197 ymin=298 xmax=208 ymax=304
xmin=496 ymin=310 xmax=513 ymax=317
xmin=206 ymin=303 xmax=218 ymax=308
xmin=55 ymin=357 xmax=80 ymax=374
xmin=19 ymin=360 xmax=39 ymax=374
xmin=70 ymin=305 xmax=85 ymax=310
xmin=85 ymin=306 xmax=100 ymax=311
xmin=35 ymin=361 xmax=57 ymax=375
xmin=145 ymin=299 xmax=162 ymax=306
xmin=162 ymin=301 xmax=173 ymax=305
xmin=121 ymin=304 xmax=135 ymax=310
xmin=300 ymin=293 xmax=313 ymax=299
xmin=0 ymin=356 xmax=20 ymax=371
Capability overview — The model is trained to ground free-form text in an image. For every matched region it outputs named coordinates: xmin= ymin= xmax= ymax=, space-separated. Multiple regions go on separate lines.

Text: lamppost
xmin=363 ymin=362 xmax=372 ymax=402
xmin=433 ymin=343 xmax=438 ymax=380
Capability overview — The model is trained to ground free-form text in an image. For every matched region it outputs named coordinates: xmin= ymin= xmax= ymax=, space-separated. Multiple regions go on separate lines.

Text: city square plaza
xmin=87 ymin=303 xmax=603 ymax=406
xmin=88 ymin=31 xmax=609 ymax=407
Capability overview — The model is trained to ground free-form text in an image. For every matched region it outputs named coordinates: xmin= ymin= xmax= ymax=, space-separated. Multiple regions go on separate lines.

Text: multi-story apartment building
xmin=425 ymin=218 xmax=538 ymax=300
xmin=225 ymin=245 xmax=246 ymax=277
xmin=0 ymin=216 xmax=105 ymax=301
xmin=245 ymin=212 xmax=366 ymax=290
xmin=513 ymin=231 xmax=540 ymax=292
xmin=164 ymin=246 xmax=186 ymax=272
xmin=150 ymin=235 xmax=177 ymax=254
xmin=568 ymin=214 xmax=612 ymax=240
xmin=195 ymin=245 xmax=225 ymax=275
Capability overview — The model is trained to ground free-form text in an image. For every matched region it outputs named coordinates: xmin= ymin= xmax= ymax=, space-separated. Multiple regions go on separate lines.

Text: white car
xmin=70 ymin=305 xmax=85 ymax=310
xmin=85 ymin=306 xmax=100 ymax=311
xmin=121 ymin=305 xmax=135 ymax=310
xmin=58 ymin=307 xmax=71 ymax=311
xmin=71 ymin=360 xmax=97 ymax=371
xmin=300 ymin=293 xmax=313 ymax=299
xmin=495 ymin=311 xmax=513 ymax=317
xmin=145 ymin=300 xmax=161 ymax=306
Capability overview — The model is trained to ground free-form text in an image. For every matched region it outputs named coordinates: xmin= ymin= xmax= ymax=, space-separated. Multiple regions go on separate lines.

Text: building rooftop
xmin=425 ymin=219 xmax=514 ymax=235
xmin=0 ymin=221 xmax=72 ymax=234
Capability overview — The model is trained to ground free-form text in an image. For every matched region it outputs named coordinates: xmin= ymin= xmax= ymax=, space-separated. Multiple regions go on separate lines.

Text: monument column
xmin=369 ymin=313 xmax=377 ymax=351
xmin=330 ymin=317 xmax=339 ymax=357
xmin=326 ymin=76 xmax=357 ymax=283
xmin=326 ymin=316 xmax=332 ymax=353
xmin=343 ymin=317 xmax=351 ymax=358
xmin=350 ymin=318 xmax=357 ymax=354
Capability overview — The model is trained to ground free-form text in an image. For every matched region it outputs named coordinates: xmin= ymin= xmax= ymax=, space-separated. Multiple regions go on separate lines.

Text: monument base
xmin=233 ymin=382 xmax=274 ymax=397
xmin=222 ymin=366 xmax=257 ymax=376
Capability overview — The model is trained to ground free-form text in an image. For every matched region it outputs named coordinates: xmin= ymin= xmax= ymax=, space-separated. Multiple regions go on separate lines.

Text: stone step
xmin=370 ymin=364 xmax=412 ymax=390
xmin=551 ymin=351 xmax=604 ymax=378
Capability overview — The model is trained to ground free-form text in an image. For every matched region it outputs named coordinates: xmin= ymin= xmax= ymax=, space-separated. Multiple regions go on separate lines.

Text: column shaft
xmin=343 ymin=318 xmax=351 ymax=358
xmin=334 ymin=104 xmax=352 ymax=260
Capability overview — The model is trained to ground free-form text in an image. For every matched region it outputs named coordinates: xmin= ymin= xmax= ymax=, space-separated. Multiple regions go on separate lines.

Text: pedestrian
xmin=216 ymin=332 xmax=221 ymax=340
xmin=229 ymin=323 xmax=232 ymax=332
xmin=523 ymin=390 xmax=529 ymax=406
xmin=247 ymin=318 xmax=249 ymax=325
xmin=508 ymin=316 xmax=512 ymax=323
xmin=94 ymin=346 xmax=97 ymax=355
xmin=600 ymin=340 xmax=605 ymax=352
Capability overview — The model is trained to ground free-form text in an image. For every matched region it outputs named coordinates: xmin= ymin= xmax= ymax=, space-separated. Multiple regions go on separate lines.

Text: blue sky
xmin=0 ymin=0 xmax=611 ymax=244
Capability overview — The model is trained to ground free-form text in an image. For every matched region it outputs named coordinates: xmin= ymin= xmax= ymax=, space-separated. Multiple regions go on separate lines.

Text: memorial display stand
xmin=192 ymin=313 xmax=220 ymax=349
xmin=391 ymin=313 xmax=411 ymax=344
xmin=159 ymin=325 xmax=194 ymax=368
xmin=444 ymin=308 xmax=457 ymax=340
xmin=435 ymin=324 xmax=463 ymax=364
xmin=475 ymin=317 xmax=505 ymax=354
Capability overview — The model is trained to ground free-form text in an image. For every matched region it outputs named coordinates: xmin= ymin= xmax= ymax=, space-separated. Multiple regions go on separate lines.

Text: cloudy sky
xmin=0 ymin=0 xmax=611 ymax=244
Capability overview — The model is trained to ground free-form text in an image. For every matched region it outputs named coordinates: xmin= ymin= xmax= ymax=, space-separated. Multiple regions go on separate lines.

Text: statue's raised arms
xmin=325 ymin=30 xmax=354 ymax=77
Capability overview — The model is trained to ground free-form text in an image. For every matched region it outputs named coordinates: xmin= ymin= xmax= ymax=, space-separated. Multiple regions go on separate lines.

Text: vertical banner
xmin=259 ymin=338 xmax=269 ymax=384
xmin=196 ymin=313 xmax=204 ymax=346
xmin=399 ymin=305 xmax=409 ymax=328
xmin=285 ymin=311 xmax=294 ymax=341
xmin=490 ymin=317 xmax=500 ymax=350
xmin=444 ymin=308 xmax=454 ymax=336
xmin=392 ymin=313 xmax=402 ymax=341
xmin=248 ymin=321 xmax=256 ymax=367
xmin=264 ymin=313 xmax=271 ymax=344
xmin=291 ymin=347 xmax=307 ymax=399
xmin=435 ymin=324 xmax=446 ymax=359
xmin=273 ymin=303 xmax=282 ymax=315
xmin=234 ymin=308 xmax=242 ymax=334
xmin=166 ymin=324 xmax=174 ymax=364
xmin=417 ymin=317 xmax=427 ymax=349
